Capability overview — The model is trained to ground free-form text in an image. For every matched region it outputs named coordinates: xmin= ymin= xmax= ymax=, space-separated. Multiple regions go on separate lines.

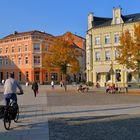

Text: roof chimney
xmin=88 ymin=12 xmax=94 ymax=30
xmin=14 ymin=31 xmax=18 ymax=35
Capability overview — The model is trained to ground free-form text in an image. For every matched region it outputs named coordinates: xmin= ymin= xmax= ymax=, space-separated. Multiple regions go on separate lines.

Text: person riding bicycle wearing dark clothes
xmin=3 ymin=73 xmax=23 ymax=106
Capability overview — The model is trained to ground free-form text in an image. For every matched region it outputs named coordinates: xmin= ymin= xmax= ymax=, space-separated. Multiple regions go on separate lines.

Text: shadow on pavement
xmin=48 ymin=115 xmax=140 ymax=140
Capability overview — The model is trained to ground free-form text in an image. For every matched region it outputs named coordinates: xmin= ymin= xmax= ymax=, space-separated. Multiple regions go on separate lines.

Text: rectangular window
xmin=105 ymin=35 xmax=110 ymax=44
xmin=25 ymin=43 xmax=28 ymax=51
xmin=51 ymin=73 xmax=58 ymax=81
xmin=25 ymin=71 xmax=29 ymax=81
xmin=25 ymin=56 xmax=28 ymax=64
xmin=115 ymin=17 xmax=120 ymax=24
xmin=18 ymin=44 xmax=21 ymax=52
xmin=45 ymin=73 xmax=48 ymax=82
xmin=34 ymin=56 xmax=40 ymax=64
xmin=5 ymin=48 xmax=8 ymax=53
xmin=5 ymin=59 xmax=8 ymax=65
xmin=12 ymin=47 xmax=14 ymax=53
xmin=33 ymin=43 xmax=40 ymax=51
xmin=115 ymin=50 xmax=119 ymax=59
xmin=45 ymin=44 xmax=48 ymax=51
xmin=19 ymin=71 xmax=22 ymax=81
xmin=18 ymin=57 xmax=22 ymax=65
xmin=95 ymin=52 xmax=100 ymax=61
xmin=0 ymin=48 xmax=2 ymax=53
xmin=11 ymin=57 xmax=15 ymax=65
xmin=114 ymin=33 xmax=119 ymax=43
xmin=105 ymin=51 xmax=111 ymax=61
xmin=0 ymin=59 xmax=2 ymax=66
xmin=95 ymin=36 xmax=100 ymax=45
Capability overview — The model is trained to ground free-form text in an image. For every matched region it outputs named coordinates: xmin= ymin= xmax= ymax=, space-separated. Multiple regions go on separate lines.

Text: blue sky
xmin=0 ymin=0 xmax=140 ymax=38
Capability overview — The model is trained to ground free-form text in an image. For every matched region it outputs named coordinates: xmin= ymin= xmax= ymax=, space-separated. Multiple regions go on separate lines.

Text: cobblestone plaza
xmin=1 ymin=85 xmax=140 ymax=139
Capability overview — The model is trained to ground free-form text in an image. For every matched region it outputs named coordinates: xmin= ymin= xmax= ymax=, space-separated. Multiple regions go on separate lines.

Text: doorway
xmin=34 ymin=72 xmax=40 ymax=83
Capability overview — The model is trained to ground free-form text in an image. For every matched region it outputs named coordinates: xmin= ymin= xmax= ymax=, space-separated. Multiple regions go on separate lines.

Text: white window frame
xmin=105 ymin=50 xmax=111 ymax=61
xmin=34 ymin=56 xmax=40 ymax=64
xmin=33 ymin=43 xmax=40 ymax=51
xmin=115 ymin=50 xmax=119 ymax=59
xmin=114 ymin=33 xmax=119 ymax=43
xmin=11 ymin=57 xmax=15 ymax=65
xmin=18 ymin=44 xmax=22 ymax=52
xmin=5 ymin=47 xmax=8 ymax=53
xmin=12 ymin=46 xmax=14 ymax=53
xmin=95 ymin=52 xmax=100 ymax=61
xmin=18 ymin=57 xmax=22 ymax=65
xmin=5 ymin=59 xmax=8 ymax=65
xmin=25 ymin=56 xmax=28 ymax=64
xmin=105 ymin=34 xmax=110 ymax=44
xmin=0 ymin=47 xmax=2 ymax=54
xmin=95 ymin=36 xmax=100 ymax=45
xmin=115 ymin=17 xmax=120 ymax=24
xmin=25 ymin=43 xmax=28 ymax=51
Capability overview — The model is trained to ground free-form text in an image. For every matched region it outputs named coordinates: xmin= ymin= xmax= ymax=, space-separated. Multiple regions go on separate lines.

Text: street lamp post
xmin=110 ymin=61 xmax=113 ymax=85
xmin=64 ymin=63 xmax=71 ymax=91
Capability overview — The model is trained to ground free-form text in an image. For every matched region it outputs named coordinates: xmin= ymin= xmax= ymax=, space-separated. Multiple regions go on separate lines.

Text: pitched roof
xmin=2 ymin=30 xmax=54 ymax=39
xmin=93 ymin=13 xmax=140 ymax=28
xmin=122 ymin=13 xmax=140 ymax=23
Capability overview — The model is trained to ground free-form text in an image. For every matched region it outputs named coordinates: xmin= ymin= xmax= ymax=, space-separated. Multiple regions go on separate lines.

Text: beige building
xmin=86 ymin=7 xmax=140 ymax=87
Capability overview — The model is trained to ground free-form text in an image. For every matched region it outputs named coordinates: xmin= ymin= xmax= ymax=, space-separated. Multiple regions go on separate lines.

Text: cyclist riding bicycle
xmin=3 ymin=73 xmax=23 ymax=106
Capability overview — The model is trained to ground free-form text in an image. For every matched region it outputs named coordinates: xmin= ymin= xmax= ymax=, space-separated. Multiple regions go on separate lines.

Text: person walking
xmin=3 ymin=73 xmax=23 ymax=106
xmin=60 ymin=80 xmax=63 ymax=87
xmin=32 ymin=81 xmax=38 ymax=97
xmin=51 ymin=80 xmax=54 ymax=89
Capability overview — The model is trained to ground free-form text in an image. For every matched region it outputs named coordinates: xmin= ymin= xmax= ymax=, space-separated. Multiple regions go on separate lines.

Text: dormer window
xmin=128 ymin=18 xmax=133 ymax=22
xmin=115 ymin=17 xmax=120 ymax=24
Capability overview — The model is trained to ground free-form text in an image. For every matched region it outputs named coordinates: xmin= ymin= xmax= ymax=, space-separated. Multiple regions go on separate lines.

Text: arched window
xmin=115 ymin=69 xmax=121 ymax=82
xmin=106 ymin=72 xmax=111 ymax=82
xmin=127 ymin=73 xmax=132 ymax=82
xmin=96 ymin=73 xmax=101 ymax=82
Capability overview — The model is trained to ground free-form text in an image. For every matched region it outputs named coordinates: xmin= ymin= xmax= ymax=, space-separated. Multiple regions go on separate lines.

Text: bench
xmin=118 ymin=87 xmax=128 ymax=93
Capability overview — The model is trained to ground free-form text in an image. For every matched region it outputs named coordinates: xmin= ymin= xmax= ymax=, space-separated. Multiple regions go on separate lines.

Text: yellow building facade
xmin=86 ymin=7 xmax=140 ymax=87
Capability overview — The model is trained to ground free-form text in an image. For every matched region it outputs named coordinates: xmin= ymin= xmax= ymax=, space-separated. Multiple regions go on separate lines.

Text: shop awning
xmin=94 ymin=65 xmax=111 ymax=73
xmin=122 ymin=68 xmax=134 ymax=72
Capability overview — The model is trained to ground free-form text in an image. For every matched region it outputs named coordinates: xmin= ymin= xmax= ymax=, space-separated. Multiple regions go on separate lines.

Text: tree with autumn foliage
xmin=43 ymin=32 xmax=82 ymax=86
xmin=116 ymin=23 xmax=140 ymax=72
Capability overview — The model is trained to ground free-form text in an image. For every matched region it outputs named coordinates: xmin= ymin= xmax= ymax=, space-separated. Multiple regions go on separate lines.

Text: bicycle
xmin=0 ymin=92 xmax=23 ymax=130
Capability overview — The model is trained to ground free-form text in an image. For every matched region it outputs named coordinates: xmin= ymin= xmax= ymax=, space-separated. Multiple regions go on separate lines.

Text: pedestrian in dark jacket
xmin=32 ymin=81 xmax=38 ymax=97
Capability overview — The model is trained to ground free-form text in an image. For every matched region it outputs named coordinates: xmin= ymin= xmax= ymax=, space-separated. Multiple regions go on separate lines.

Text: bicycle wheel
xmin=14 ymin=106 xmax=19 ymax=122
xmin=4 ymin=113 xmax=11 ymax=130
